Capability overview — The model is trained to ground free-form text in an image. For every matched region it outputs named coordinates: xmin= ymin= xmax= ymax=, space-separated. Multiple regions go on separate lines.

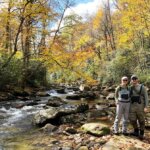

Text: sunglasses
xmin=122 ymin=79 xmax=128 ymax=81
xmin=131 ymin=78 xmax=137 ymax=80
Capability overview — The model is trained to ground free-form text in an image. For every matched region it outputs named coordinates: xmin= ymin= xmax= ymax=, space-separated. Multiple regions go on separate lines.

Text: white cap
xmin=121 ymin=76 xmax=128 ymax=80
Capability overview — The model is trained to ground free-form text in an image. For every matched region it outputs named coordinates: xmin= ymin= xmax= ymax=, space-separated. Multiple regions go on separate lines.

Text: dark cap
xmin=131 ymin=75 xmax=138 ymax=80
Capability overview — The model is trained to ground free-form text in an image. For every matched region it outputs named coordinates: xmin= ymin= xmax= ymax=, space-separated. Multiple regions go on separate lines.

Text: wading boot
xmin=139 ymin=130 xmax=144 ymax=140
xmin=130 ymin=128 xmax=139 ymax=137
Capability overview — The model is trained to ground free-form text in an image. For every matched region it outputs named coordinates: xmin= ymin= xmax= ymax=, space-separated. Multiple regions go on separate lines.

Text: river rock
xmin=88 ymin=109 xmax=108 ymax=119
xmin=66 ymin=94 xmax=81 ymax=100
xmin=13 ymin=89 xmax=29 ymax=97
xmin=47 ymin=96 xmax=66 ymax=107
xmin=65 ymin=127 xmax=77 ymax=134
xmin=145 ymin=112 xmax=150 ymax=128
xmin=106 ymin=93 xmax=115 ymax=100
xmin=78 ymin=146 xmax=88 ymax=150
xmin=101 ymin=135 xmax=150 ymax=150
xmin=33 ymin=104 xmax=89 ymax=126
xmin=36 ymin=91 xmax=49 ymax=97
xmin=81 ymin=91 xmax=97 ymax=100
xmin=80 ymin=123 xmax=110 ymax=137
xmin=66 ymin=92 xmax=97 ymax=100
xmin=55 ymin=88 xmax=66 ymax=94
xmin=60 ymin=113 xmax=87 ymax=124
xmin=41 ymin=123 xmax=58 ymax=132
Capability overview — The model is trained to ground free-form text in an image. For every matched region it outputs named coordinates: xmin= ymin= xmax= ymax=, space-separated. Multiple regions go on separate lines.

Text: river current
xmin=0 ymin=90 xmax=80 ymax=150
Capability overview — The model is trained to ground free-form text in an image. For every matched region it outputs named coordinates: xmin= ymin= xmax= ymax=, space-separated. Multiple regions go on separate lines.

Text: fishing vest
xmin=118 ymin=86 xmax=130 ymax=103
xmin=130 ymin=84 xmax=143 ymax=104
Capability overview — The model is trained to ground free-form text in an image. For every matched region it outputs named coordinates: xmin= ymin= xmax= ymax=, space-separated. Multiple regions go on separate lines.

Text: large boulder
xmin=55 ymin=88 xmax=66 ymax=94
xmin=60 ymin=113 xmax=87 ymax=124
xmin=102 ymin=135 xmax=150 ymax=150
xmin=47 ymin=96 xmax=66 ymax=107
xmin=33 ymin=104 xmax=89 ymax=126
xmin=80 ymin=123 xmax=110 ymax=137
xmin=66 ymin=94 xmax=81 ymax=100
xmin=66 ymin=91 xmax=97 ymax=100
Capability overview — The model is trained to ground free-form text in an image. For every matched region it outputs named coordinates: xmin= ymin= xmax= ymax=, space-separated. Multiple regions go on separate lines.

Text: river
xmin=0 ymin=95 xmax=50 ymax=150
xmin=0 ymin=89 xmax=109 ymax=150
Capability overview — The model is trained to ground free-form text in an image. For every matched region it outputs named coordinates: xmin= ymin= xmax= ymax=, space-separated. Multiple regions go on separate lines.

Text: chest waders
xmin=113 ymin=86 xmax=130 ymax=135
xmin=129 ymin=85 xmax=145 ymax=139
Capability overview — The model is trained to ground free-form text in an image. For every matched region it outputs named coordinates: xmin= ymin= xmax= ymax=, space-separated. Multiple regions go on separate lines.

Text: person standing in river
xmin=113 ymin=76 xmax=130 ymax=135
xmin=129 ymin=75 xmax=149 ymax=140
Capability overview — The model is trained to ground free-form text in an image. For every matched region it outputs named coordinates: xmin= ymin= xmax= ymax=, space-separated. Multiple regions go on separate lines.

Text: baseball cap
xmin=121 ymin=76 xmax=128 ymax=80
xmin=131 ymin=75 xmax=138 ymax=80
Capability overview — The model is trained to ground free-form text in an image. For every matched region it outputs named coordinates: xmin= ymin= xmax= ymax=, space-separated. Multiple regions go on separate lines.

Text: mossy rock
xmin=80 ymin=123 xmax=110 ymax=137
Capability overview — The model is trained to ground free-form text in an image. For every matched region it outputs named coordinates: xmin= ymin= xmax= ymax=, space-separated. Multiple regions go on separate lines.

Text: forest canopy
xmin=0 ymin=0 xmax=149 ymax=88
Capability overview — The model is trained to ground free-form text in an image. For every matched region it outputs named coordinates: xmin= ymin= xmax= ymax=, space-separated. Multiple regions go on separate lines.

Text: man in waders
xmin=129 ymin=75 xmax=149 ymax=140
xmin=113 ymin=76 xmax=130 ymax=135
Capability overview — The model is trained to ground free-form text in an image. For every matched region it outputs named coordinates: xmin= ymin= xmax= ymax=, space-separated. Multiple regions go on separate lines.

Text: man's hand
xmin=144 ymin=107 xmax=148 ymax=113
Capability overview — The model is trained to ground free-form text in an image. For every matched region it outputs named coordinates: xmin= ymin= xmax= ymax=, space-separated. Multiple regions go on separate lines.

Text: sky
xmin=65 ymin=0 xmax=106 ymax=18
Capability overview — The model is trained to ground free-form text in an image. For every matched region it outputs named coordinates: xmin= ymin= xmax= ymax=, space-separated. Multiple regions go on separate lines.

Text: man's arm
xmin=143 ymin=86 xmax=149 ymax=107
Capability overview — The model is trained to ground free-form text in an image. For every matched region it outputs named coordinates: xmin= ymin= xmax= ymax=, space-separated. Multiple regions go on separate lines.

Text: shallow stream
xmin=0 ymin=91 xmax=107 ymax=150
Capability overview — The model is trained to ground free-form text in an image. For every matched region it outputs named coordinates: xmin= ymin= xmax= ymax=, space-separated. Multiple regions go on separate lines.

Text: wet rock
xmin=65 ymin=127 xmax=77 ymax=134
xmin=55 ymin=88 xmax=66 ymax=94
xmin=41 ymin=123 xmax=58 ymax=132
xmin=7 ymin=93 xmax=16 ymax=100
xmin=95 ymin=104 xmax=108 ymax=110
xmin=13 ymin=103 xmax=25 ymax=109
xmin=26 ymin=101 xmax=38 ymax=106
xmin=66 ymin=94 xmax=81 ymax=100
xmin=88 ymin=109 xmax=108 ymax=119
xmin=33 ymin=104 xmax=89 ymax=126
xmin=47 ymin=96 xmax=66 ymax=107
xmin=60 ymin=113 xmax=87 ymax=124
xmin=106 ymin=93 xmax=115 ymax=100
xmin=36 ymin=91 xmax=49 ymax=97
xmin=81 ymin=91 xmax=97 ymax=100
xmin=100 ymin=90 xmax=109 ymax=97
xmin=66 ymin=91 xmax=97 ymax=100
xmin=65 ymin=87 xmax=79 ymax=92
xmin=81 ymin=123 xmax=110 ymax=137
xmin=106 ymin=86 xmax=116 ymax=92
xmin=99 ymin=94 xmax=106 ymax=99
xmin=13 ymin=90 xmax=29 ymax=97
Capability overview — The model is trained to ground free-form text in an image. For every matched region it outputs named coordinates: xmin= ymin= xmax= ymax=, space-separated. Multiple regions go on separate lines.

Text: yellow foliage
xmin=114 ymin=0 xmax=150 ymax=47
xmin=92 ymin=8 xmax=103 ymax=29
xmin=15 ymin=51 xmax=23 ymax=58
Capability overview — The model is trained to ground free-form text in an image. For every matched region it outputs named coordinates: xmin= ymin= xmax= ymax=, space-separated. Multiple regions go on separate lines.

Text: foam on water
xmin=0 ymin=101 xmax=47 ymax=127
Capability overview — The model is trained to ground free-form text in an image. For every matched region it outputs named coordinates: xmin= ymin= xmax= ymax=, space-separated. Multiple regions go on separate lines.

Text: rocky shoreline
xmin=0 ymin=84 xmax=150 ymax=150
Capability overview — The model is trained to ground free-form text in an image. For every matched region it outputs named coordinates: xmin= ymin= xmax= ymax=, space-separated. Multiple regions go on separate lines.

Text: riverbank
xmin=0 ymin=84 xmax=150 ymax=150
